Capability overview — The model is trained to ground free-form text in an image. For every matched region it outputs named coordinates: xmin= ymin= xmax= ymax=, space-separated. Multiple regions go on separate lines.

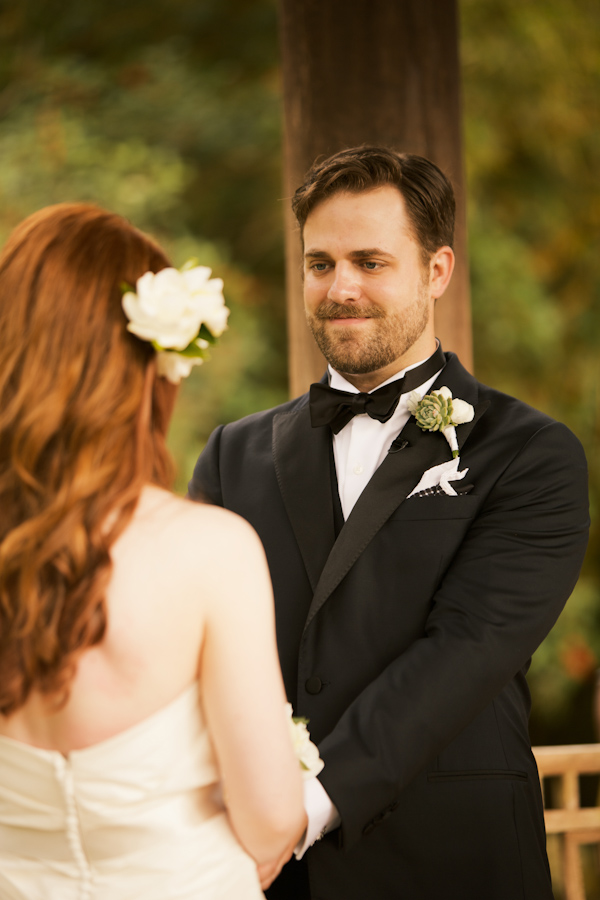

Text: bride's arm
xmin=197 ymin=507 xmax=307 ymax=867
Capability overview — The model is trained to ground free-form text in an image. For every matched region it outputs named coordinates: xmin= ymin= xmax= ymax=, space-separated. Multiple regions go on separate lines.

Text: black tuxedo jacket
xmin=189 ymin=353 xmax=589 ymax=900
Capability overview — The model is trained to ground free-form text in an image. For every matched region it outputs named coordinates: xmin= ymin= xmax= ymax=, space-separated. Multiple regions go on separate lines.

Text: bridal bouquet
xmin=286 ymin=704 xmax=324 ymax=780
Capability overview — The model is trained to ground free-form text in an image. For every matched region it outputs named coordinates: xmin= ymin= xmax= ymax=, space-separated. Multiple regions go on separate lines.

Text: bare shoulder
xmin=132 ymin=486 xmax=265 ymax=568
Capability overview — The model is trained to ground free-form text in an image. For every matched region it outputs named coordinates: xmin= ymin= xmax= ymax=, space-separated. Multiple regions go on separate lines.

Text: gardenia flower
xmin=122 ymin=265 xmax=229 ymax=351
xmin=285 ymin=703 xmax=324 ymax=780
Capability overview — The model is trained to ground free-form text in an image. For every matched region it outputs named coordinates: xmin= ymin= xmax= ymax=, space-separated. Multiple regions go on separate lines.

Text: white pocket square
xmin=407 ymin=458 xmax=469 ymax=498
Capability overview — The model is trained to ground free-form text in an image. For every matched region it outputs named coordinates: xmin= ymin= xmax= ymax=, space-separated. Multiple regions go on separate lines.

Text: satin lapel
xmin=429 ymin=353 xmax=490 ymax=455
xmin=304 ymin=354 xmax=489 ymax=629
xmin=304 ymin=417 xmax=446 ymax=628
xmin=273 ymin=402 xmax=336 ymax=592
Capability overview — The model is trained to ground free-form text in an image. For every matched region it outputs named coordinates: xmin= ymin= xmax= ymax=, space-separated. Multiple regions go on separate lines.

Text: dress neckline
xmin=0 ymin=681 xmax=200 ymax=761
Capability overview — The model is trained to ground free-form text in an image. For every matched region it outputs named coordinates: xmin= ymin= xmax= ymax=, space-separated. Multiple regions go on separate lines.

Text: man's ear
xmin=429 ymin=246 xmax=455 ymax=300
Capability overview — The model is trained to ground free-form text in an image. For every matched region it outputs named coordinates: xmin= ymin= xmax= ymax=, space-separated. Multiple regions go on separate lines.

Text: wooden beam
xmin=279 ymin=0 xmax=472 ymax=397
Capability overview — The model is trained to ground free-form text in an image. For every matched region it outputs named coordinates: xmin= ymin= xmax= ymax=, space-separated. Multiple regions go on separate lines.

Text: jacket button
xmin=305 ymin=676 xmax=323 ymax=694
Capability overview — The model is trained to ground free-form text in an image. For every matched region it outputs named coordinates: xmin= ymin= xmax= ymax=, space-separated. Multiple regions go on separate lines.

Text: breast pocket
xmin=390 ymin=494 xmax=479 ymax=521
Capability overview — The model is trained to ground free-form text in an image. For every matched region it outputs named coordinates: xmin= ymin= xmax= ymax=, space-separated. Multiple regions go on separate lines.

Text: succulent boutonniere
xmin=407 ymin=387 xmax=474 ymax=458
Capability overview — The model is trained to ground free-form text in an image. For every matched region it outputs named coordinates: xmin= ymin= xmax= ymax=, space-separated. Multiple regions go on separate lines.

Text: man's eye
xmin=311 ymin=262 xmax=329 ymax=271
xmin=363 ymin=261 xmax=379 ymax=270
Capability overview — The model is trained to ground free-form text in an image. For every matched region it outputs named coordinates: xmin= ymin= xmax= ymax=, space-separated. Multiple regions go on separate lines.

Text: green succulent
xmin=413 ymin=392 xmax=455 ymax=432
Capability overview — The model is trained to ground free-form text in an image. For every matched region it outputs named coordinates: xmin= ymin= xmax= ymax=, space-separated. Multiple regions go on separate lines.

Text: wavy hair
xmin=0 ymin=203 xmax=175 ymax=715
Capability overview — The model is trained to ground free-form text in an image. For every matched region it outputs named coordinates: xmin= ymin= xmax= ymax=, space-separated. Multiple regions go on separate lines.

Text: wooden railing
xmin=533 ymin=744 xmax=600 ymax=900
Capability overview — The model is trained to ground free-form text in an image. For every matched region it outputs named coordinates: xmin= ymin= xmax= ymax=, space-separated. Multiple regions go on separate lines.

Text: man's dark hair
xmin=292 ymin=146 xmax=456 ymax=260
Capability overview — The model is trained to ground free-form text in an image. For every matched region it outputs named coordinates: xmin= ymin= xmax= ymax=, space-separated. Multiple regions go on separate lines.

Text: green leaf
xmin=177 ymin=343 xmax=209 ymax=359
xmin=198 ymin=323 xmax=217 ymax=344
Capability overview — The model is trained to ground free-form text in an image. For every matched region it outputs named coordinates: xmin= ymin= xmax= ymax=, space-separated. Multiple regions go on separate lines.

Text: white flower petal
xmin=182 ymin=266 xmax=213 ymax=291
xmin=204 ymin=305 xmax=230 ymax=337
xmin=436 ymin=386 xmax=452 ymax=400
xmin=451 ymin=398 xmax=475 ymax=424
xmin=156 ymin=351 xmax=204 ymax=384
xmin=121 ymin=292 xmax=140 ymax=320
xmin=149 ymin=268 xmax=184 ymax=292
xmin=202 ymin=276 xmax=225 ymax=295
xmin=406 ymin=391 xmax=422 ymax=415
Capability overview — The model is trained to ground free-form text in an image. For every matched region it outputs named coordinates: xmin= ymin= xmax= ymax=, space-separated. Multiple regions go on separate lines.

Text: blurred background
xmin=0 ymin=0 xmax=598 ymax=750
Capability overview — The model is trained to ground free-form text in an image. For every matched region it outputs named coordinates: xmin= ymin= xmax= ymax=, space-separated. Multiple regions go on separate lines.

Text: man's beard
xmin=305 ymin=289 xmax=431 ymax=376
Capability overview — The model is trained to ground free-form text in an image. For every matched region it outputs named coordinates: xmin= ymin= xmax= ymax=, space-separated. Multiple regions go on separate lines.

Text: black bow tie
xmin=309 ymin=344 xmax=445 ymax=434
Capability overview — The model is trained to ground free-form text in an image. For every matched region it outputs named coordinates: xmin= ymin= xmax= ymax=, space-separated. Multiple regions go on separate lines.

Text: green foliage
xmin=462 ymin=0 xmax=600 ymax=736
xmin=529 ymin=579 xmax=600 ymax=720
xmin=0 ymin=0 xmax=286 ymax=493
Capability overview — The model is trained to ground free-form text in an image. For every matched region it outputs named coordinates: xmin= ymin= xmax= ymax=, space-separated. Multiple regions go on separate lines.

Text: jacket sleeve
xmin=317 ymin=420 xmax=590 ymax=848
xmin=187 ymin=425 xmax=225 ymax=507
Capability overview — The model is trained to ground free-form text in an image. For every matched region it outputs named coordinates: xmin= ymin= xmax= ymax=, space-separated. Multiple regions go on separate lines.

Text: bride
xmin=0 ymin=203 xmax=307 ymax=899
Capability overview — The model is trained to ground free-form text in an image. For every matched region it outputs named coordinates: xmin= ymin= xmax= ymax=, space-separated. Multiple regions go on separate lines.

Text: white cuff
xmin=294 ymin=777 xmax=340 ymax=859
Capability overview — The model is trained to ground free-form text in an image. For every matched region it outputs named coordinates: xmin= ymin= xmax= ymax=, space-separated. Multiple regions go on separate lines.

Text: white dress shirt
xmin=296 ymin=352 xmax=443 ymax=857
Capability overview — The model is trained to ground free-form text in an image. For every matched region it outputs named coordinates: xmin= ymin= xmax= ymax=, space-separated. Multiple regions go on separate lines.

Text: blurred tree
xmin=0 ymin=0 xmax=598 ymax=741
xmin=0 ymin=0 xmax=287 ymax=494
xmin=461 ymin=0 xmax=600 ymax=741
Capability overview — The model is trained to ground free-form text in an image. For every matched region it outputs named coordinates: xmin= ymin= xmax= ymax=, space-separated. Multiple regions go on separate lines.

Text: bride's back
xmin=0 ymin=485 xmax=239 ymax=752
xmin=0 ymin=203 xmax=260 ymax=752
xmin=0 ymin=203 xmax=305 ymax=897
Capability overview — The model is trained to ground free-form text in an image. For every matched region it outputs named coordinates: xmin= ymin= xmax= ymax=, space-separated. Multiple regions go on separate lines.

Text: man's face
xmin=303 ymin=186 xmax=439 ymax=388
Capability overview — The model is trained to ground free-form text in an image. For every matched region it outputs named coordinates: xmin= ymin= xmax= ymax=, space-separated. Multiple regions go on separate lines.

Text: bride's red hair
xmin=0 ymin=203 xmax=175 ymax=714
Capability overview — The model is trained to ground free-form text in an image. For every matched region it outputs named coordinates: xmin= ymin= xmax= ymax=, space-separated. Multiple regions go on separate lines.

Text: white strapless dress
xmin=0 ymin=684 xmax=264 ymax=899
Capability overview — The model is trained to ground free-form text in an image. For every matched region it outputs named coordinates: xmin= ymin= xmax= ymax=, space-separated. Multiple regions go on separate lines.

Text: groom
xmin=189 ymin=147 xmax=589 ymax=899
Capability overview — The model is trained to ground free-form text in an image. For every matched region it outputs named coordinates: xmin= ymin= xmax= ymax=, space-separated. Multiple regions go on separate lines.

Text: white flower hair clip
xmin=407 ymin=386 xmax=474 ymax=458
xmin=121 ymin=260 xmax=230 ymax=384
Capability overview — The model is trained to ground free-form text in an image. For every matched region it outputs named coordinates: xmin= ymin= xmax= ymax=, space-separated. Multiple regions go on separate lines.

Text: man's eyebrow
xmin=304 ymin=249 xmax=330 ymax=259
xmin=348 ymin=248 xmax=394 ymax=259
xmin=304 ymin=248 xmax=394 ymax=259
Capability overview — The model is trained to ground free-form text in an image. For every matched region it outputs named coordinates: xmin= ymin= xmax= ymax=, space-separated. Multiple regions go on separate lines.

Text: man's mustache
xmin=314 ymin=302 xmax=385 ymax=320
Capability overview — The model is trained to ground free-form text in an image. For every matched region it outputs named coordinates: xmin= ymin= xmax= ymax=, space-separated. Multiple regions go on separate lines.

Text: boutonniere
xmin=407 ymin=387 xmax=474 ymax=458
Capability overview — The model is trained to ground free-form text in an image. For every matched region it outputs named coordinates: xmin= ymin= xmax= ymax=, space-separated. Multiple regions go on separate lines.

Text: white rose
xmin=122 ymin=265 xmax=229 ymax=351
xmin=451 ymin=397 xmax=475 ymax=424
xmin=286 ymin=703 xmax=325 ymax=780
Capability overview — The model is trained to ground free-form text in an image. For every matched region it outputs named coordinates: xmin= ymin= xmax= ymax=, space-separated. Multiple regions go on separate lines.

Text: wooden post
xmin=279 ymin=0 xmax=472 ymax=397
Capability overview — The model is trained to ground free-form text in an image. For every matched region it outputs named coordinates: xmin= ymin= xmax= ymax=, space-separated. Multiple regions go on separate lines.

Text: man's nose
xmin=327 ymin=263 xmax=360 ymax=302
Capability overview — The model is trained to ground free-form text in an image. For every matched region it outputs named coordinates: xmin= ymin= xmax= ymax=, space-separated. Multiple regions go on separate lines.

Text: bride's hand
xmin=256 ymin=844 xmax=293 ymax=890
xmin=256 ymin=814 xmax=308 ymax=889
xmin=257 ymin=857 xmax=284 ymax=890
